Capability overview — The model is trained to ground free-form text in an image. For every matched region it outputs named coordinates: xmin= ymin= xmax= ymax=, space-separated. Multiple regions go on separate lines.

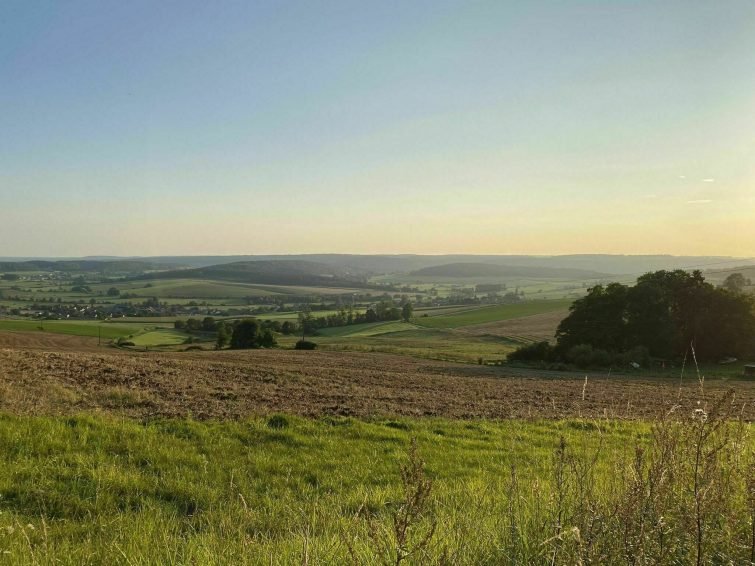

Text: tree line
xmin=173 ymin=301 xmax=415 ymax=350
xmin=174 ymin=317 xmax=276 ymax=350
xmin=298 ymin=302 xmax=413 ymax=335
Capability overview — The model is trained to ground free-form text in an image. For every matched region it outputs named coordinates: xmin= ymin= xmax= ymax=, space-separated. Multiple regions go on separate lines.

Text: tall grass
xmin=0 ymin=397 xmax=752 ymax=564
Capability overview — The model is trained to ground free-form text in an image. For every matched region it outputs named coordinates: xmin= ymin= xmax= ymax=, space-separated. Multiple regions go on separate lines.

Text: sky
xmin=1 ymin=1 xmax=754 ymax=257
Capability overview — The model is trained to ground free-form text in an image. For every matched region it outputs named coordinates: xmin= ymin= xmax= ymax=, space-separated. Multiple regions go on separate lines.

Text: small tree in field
xmin=215 ymin=323 xmax=230 ymax=350
xmin=230 ymin=319 xmax=260 ymax=349
xmin=402 ymin=302 xmax=413 ymax=322
xmin=229 ymin=320 xmax=276 ymax=349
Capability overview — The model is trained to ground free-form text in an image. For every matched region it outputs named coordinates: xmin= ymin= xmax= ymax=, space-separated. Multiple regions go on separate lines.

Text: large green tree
xmin=556 ymin=270 xmax=755 ymax=361
xmin=230 ymin=320 xmax=260 ymax=349
xmin=556 ymin=282 xmax=629 ymax=352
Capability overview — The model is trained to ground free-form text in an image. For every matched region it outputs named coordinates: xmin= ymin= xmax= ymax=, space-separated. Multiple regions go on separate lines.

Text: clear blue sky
xmin=2 ymin=1 xmax=753 ymax=256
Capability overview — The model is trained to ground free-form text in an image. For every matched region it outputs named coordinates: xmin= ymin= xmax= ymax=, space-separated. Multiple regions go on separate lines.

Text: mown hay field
xmin=414 ymin=299 xmax=572 ymax=329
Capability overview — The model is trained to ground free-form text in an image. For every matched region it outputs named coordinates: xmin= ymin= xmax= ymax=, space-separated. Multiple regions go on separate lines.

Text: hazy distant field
xmin=317 ymin=320 xmax=418 ymax=337
xmin=0 ymin=319 xmax=169 ymax=340
xmin=94 ymin=279 xmax=284 ymax=298
xmin=414 ymin=299 xmax=572 ymax=329
xmin=0 ymin=297 xmax=572 ymax=361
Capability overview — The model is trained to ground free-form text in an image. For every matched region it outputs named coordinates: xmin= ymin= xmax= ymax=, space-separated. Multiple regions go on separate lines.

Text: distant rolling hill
xmin=137 ymin=260 xmax=373 ymax=288
xmin=0 ymin=259 xmax=182 ymax=274
xmin=410 ymin=262 xmax=608 ymax=279
xmin=125 ymin=254 xmax=753 ymax=276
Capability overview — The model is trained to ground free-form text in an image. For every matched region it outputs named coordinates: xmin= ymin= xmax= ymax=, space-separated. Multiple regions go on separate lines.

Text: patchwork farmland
xmin=1 ymin=255 xmax=754 ymax=564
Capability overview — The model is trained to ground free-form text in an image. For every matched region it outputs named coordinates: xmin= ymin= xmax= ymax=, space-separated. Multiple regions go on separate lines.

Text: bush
xmin=565 ymin=344 xmax=612 ymax=369
xmin=258 ymin=329 xmax=277 ymax=348
xmin=228 ymin=320 xmax=277 ymax=349
xmin=230 ymin=319 xmax=260 ymax=349
xmin=295 ymin=340 xmax=318 ymax=350
xmin=507 ymin=341 xmax=555 ymax=362
xmin=614 ymin=345 xmax=651 ymax=368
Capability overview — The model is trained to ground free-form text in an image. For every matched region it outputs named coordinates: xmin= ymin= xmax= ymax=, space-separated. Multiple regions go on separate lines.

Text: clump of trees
xmin=175 ymin=317 xmax=219 ymax=333
xmin=721 ymin=272 xmax=752 ymax=293
xmin=297 ymin=301 xmax=411 ymax=336
xmin=172 ymin=317 xmax=275 ymax=350
xmin=230 ymin=319 xmax=276 ymax=349
xmin=509 ymin=270 xmax=755 ymax=368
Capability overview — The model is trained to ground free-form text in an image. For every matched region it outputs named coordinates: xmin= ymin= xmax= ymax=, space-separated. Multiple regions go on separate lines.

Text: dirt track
xmin=1 ymin=347 xmax=752 ymax=421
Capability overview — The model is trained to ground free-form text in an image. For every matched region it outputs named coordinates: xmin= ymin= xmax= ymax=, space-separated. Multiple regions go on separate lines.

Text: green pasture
xmin=414 ymin=299 xmax=573 ymax=329
xmin=91 ymin=279 xmax=284 ymax=299
xmin=413 ymin=304 xmax=489 ymax=317
xmin=285 ymin=327 xmax=517 ymax=364
xmin=0 ymin=413 xmax=750 ymax=564
xmin=317 ymin=321 xmax=418 ymax=338
xmin=0 ymin=414 xmax=638 ymax=565
xmin=0 ymin=320 xmax=169 ymax=340
xmin=129 ymin=329 xmax=193 ymax=347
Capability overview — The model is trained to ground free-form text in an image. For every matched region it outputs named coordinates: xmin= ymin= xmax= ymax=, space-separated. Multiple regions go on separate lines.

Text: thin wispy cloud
xmin=687 ymin=199 xmax=713 ymax=204
xmin=702 ymin=178 xmax=715 ymax=183
xmin=678 ymin=175 xmax=687 ymax=179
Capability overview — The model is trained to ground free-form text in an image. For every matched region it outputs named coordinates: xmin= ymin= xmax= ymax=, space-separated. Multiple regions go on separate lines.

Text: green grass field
xmin=92 ymin=279 xmax=285 ymax=299
xmin=317 ymin=321 xmax=418 ymax=338
xmin=0 ymin=414 xmax=634 ymax=564
xmin=0 ymin=412 xmax=749 ymax=564
xmin=414 ymin=299 xmax=573 ymax=329
xmin=129 ymin=329 xmax=193 ymax=347
xmin=413 ymin=305 xmax=490 ymax=317
xmin=284 ymin=327 xmax=517 ymax=364
xmin=0 ymin=320 xmax=169 ymax=340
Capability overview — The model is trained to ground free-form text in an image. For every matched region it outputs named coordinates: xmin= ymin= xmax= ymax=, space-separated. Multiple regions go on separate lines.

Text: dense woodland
xmin=510 ymin=270 xmax=755 ymax=366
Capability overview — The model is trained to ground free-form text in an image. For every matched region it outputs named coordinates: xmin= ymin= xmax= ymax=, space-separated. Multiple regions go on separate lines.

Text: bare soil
xmin=0 ymin=331 xmax=103 ymax=351
xmin=1 ymin=347 xmax=752 ymax=421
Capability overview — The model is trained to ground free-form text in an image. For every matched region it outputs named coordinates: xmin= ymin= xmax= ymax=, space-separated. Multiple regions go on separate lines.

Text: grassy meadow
xmin=282 ymin=327 xmax=517 ymax=364
xmin=0 ymin=411 xmax=751 ymax=565
xmin=0 ymin=319 xmax=171 ymax=341
xmin=414 ymin=299 xmax=573 ymax=329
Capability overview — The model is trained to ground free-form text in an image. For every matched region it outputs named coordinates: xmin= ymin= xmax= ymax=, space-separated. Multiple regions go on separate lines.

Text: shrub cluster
xmin=229 ymin=319 xmax=276 ymax=349
xmin=509 ymin=341 xmax=652 ymax=370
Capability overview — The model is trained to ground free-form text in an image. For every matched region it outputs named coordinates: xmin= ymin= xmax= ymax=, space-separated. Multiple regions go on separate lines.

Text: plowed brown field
xmin=0 ymin=331 xmax=102 ymax=351
xmin=1 ymin=347 xmax=752 ymax=420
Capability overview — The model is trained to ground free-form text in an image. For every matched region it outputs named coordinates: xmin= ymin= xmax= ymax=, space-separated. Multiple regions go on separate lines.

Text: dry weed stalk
xmin=347 ymin=438 xmax=438 ymax=566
